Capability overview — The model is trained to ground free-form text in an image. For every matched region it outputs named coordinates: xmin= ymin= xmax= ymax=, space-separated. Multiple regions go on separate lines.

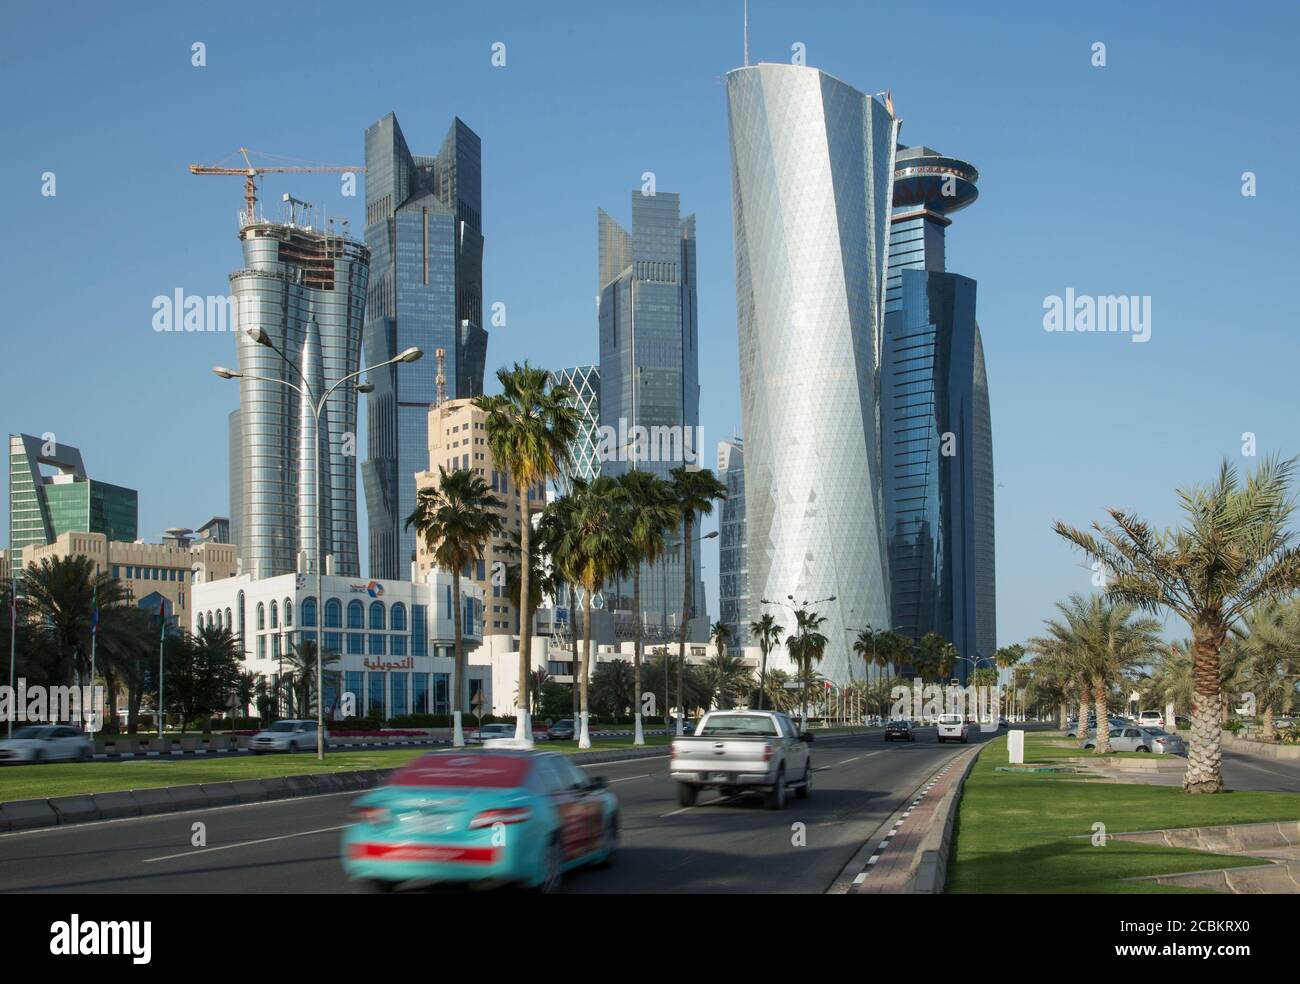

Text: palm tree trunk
xmin=756 ymin=643 xmax=767 ymax=710
xmin=451 ymin=568 xmax=465 ymax=747
xmin=1185 ymin=626 xmax=1225 ymax=793
xmin=1077 ymin=681 xmax=1090 ymax=741
xmin=1093 ymin=676 xmax=1111 ymax=754
xmin=676 ymin=513 xmax=693 ymax=734
xmin=1261 ymin=706 xmax=1276 ymax=743
xmin=632 ymin=566 xmax=644 ymax=745
xmin=578 ymin=589 xmax=593 ymax=749
xmin=517 ymin=485 xmax=532 ymax=740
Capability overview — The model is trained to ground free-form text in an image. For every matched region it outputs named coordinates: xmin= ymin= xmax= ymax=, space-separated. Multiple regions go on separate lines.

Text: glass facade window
xmin=270 ymin=600 xmax=278 ymax=629
xmin=367 ymin=672 xmax=386 ymax=719
xmin=347 ymin=632 xmax=363 ymax=655
xmin=284 ymin=599 xmax=293 ymax=627
xmin=301 ymin=596 xmax=316 ymax=627
xmin=412 ymin=673 xmax=429 ymax=713
xmin=369 ymin=634 xmax=386 ymax=656
xmin=390 ymin=602 xmax=406 ymax=632
xmin=325 ymin=599 xmax=342 ymax=628
xmin=256 ymin=603 xmax=265 ymax=630
xmin=391 ymin=634 xmax=406 ymax=657
xmin=433 ymin=672 xmax=449 ymax=715
xmin=411 ymin=604 xmax=427 ymax=657
xmin=257 ymin=636 xmax=266 ymax=660
xmin=369 ymin=600 xmax=385 ymax=630
xmin=345 ymin=671 xmax=364 ymax=716
xmin=391 ymin=673 xmax=407 ymax=718
xmin=347 ymin=599 xmax=364 ymax=629
xmin=324 ymin=632 xmax=341 ymax=654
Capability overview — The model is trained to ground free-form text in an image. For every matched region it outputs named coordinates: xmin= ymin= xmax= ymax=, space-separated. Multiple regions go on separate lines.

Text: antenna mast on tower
xmin=743 ymin=0 xmax=749 ymax=66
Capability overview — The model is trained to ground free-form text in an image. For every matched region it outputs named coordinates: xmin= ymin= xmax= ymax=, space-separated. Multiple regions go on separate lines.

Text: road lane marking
xmin=660 ymin=793 xmax=741 ymax=818
xmin=143 ymin=824 xmax=347 ymax=863
xmin=607 ymin=774 xmax=651 ymax=783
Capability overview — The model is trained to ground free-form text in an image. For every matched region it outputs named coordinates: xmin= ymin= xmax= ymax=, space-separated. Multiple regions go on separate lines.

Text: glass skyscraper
xmin=8 ymin=433 xmax=137 ymax=582
xmin=597 ymin=192 xmax=703 ymax=637
xmin=229 ymin=214 xmax=369 ymax=579
xmin=362 ymin=114 xmax=487 ymax=580
xmin=726 ymin=63 xmax=898 ymax=684
xmin=549 ymin=365 xmax=602 ymax=494
xmin=882 ymin=145 xmax=996 ymax=681
xmin=716 ymin=437 xmax=748 ymax=648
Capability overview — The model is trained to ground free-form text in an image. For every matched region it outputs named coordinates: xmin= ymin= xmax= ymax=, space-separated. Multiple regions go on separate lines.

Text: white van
xmin=937 ymin=713 xmax=970 ymax=744
xmin=1137 ymin=710 xmax=1165 ymax=728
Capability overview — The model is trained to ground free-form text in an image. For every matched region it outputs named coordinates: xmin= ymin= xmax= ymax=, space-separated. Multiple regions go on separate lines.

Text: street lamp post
xmin=215 ymin=329 xmax=421 ymax=761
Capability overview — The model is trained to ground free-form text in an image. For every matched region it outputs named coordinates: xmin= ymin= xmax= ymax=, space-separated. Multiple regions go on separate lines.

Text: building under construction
xmin=227 ymin=205 xmax=371 ymax=579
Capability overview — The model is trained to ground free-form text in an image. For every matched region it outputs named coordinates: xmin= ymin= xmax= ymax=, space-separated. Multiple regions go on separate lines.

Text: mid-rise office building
xmin=597 ymin=192 xmax=704 ymax=638
xmin=192 ymin=569 xmax=487 ymax=719
xmin=27 ymin=530 xmax=238 ymax=626
xmin=882 ymin=145 xmax=996 ymax=680
xmin=8 ymin=433 xmax=138 ymax=583
xmin=726 ymin=63 xmax=898 ymax=684
xmin=716 ymin=437 xmax=749 ymax=648
xmin=363 ymin=114 xmax=487 ymax=580
xmin=228 ymin=210 xmax=369 ymax=581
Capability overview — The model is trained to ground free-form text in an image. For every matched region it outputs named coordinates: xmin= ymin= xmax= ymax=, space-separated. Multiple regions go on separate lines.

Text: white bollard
xmin=1008 ymin=729 xmax=1025 ymax=765
xmin=578 ymin=710 xmax=592 ymax=749
xmin=452 ymin=710 xmax=464 ymax=747
xmin=633 ymin=712 xmax=644 ymax=746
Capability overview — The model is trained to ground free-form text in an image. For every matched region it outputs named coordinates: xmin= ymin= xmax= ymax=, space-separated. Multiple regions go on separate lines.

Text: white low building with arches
xmin=191 ymin=570 xmax=489 ymax=719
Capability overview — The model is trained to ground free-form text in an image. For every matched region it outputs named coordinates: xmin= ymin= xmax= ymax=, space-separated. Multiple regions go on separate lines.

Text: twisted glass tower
xmin=726 ymin=63 xmax=898 ymax=683
xmin=362 ymin=114 xmax=486 ymax=579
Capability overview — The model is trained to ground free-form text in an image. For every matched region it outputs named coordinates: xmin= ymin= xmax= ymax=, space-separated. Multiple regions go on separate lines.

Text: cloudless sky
xmin=2 ymin=0 xmax=1298 ymax=650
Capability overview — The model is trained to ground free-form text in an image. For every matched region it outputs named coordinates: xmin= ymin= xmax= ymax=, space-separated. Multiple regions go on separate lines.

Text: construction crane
xmin=189 ymin=148 xmax=364 ymax=225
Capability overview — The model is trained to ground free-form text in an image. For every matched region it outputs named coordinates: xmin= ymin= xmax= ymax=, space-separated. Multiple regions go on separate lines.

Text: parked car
xmin=1082 ymin=726 xmax=1187 ymax=755
xmin=249 ymin=719 xmax=327 ymax=753
xmin=884 ymin=720 xmax=915 ymax=742
xmin=1137 ymin=710 xmax=1165 ymax=728
xmin=0 ymin=725 xmax=94 ymax=763
xmin=475 ymin=722 xmax=548 ymax=743
xmin=547 ymin=719 xmax=576 ymax=741
xmin=670 ymin=710 xmax=811 ymax=810
xmin=341 ymin=749 xmax=618 ymax=892
xmin=936 ymin=713 xmax=970 ymax=743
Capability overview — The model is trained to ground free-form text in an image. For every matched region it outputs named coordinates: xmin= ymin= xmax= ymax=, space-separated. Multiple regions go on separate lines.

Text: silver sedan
xmin=1083 ymin=725 xmax=1186 ymax=755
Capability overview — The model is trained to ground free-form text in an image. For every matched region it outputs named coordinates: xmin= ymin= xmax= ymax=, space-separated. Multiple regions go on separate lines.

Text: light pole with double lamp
xmin=760 ymin=594 xmax=836 ymax=728
xmin=215 ymin=327 xmax=422 ymax=760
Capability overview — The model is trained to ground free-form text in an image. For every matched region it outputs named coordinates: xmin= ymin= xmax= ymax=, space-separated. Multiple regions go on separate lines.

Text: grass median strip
xmin=0 ymin=735 xmax=672 ymax=805
xmin=946 ymin=734 xmax=1300 ymax=893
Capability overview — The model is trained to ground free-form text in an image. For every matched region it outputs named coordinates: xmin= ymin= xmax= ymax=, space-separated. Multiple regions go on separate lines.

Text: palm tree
xmin=995 ymin=643 xmax=1026 ymax=719
xmin=1232 ymin=599 xmax=1300 ymax=741
xmin=547 ymin=477 xmax=630 ymax=748
xmin=749 ymin=613 xmax=784 ymax=710
xmin=405 ymin=466 xmax=505 ymax=745
xmin=701 ymin=651 xmax=753 ymax=710
xmin=614 ymin=470 xmax=679 ymax=743
xmin=1028 ymin=594 xmax=1162 ymax=753
xmin=756 ymin=667 xmax=798 ymax=713
xmin=234 ymin=671 xmax=259 ymax=722
xmin=22 ymin=555 xmax=130 ymax=689
xmin=786 ymin=608 xmax=829 ymax=724
xmin=854 ymin=626 xmax=910 ymax=681
xmin=911 ymin=633 xmax=951 ymax=685
xmin=475 ymin=362 xmax=582 ymax=738
xmin=668 ymin=465 xmax=727 ymax=734
xmin=284 ymin=638 xmax=341 ymax=718
xmin=1056 ymin=456 xmax=1300 ymax=791
xmin=590 ymin=658 xmax=636 ymax=720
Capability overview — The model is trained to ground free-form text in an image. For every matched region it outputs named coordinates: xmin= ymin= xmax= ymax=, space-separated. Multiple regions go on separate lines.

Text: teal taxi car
xmin=341 ymin=749 xmax=618 ymax=892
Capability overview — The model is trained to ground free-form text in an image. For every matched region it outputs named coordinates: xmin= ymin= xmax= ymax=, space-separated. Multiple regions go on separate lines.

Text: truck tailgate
xmin=672 ymin=737 xmax=772 ymax=774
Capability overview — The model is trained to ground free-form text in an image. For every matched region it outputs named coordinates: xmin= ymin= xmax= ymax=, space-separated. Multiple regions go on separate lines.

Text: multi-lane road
xmin=1 ymin=727 xmax=1290 ymax=894
xmin=0 ymin=726 xmax=1002 ymax=894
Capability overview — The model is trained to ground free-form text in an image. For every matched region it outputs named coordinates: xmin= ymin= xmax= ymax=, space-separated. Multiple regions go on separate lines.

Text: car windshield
xmin=268 ymin=722 xmax=299 ymax=732
xmin=699 ymin=715 xmax=779 ymax=737
xmin=12 ymin=726 xmax=47 ymax=739
xmin=938 ymin=715 xmax=962 ymax=724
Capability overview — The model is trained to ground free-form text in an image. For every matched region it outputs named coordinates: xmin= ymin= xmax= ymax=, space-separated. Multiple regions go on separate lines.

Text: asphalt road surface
xmin=0 ymin=726 xmax=1003 ymax=894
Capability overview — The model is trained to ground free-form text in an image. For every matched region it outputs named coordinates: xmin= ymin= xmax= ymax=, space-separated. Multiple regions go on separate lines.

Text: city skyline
xmin=3 ymin=1 xmax=1297 ymax=651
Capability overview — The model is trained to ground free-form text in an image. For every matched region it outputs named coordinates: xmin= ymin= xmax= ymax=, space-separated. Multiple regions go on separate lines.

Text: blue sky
xmin=3 ymin=0 xmax=1297 ymax=649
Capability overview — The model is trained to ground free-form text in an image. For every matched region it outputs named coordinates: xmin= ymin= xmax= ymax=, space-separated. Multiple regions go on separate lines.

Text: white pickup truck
xmin=669 ymin=710 xmax=812 ymax=810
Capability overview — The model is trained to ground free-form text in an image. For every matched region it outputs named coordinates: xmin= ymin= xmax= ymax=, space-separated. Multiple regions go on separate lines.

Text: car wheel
xmin=962 ymin=734 xmax=969 ymax=744
xmin=676 ymin=783 xmax=698 ymax=808
xmin=536 ymin=837 xmax=563 ymax=893
xmin=594 ymin=814 xmax=619 ymax=867
xmin=80 ymin=746 xmax=92 ymax=761
xmin=31 ymin=750 xmax=44 ymax=764
xmin=764 ymin=769 xmax=786 ymax=810
xmin=1137 ymin=746 xmax=1150 ymax=753
xmin=795 ymin=764 xmax=811 ymax=800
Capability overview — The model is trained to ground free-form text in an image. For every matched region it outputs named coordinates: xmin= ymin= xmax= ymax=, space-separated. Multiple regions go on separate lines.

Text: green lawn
xmin=0 ymin=735 xmax=670 ymax=804
xmin=946 ymin=734 xmax=1300 ymax=893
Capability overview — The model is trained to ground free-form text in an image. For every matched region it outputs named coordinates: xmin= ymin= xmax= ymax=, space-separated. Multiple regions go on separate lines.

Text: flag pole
xmin=7 ymin=585 xmax=15 ymax=739
xmin=89 ymin=585 xmax=98 ymax=734
xmin=158 ymin=606 xmax=166 ymax=739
